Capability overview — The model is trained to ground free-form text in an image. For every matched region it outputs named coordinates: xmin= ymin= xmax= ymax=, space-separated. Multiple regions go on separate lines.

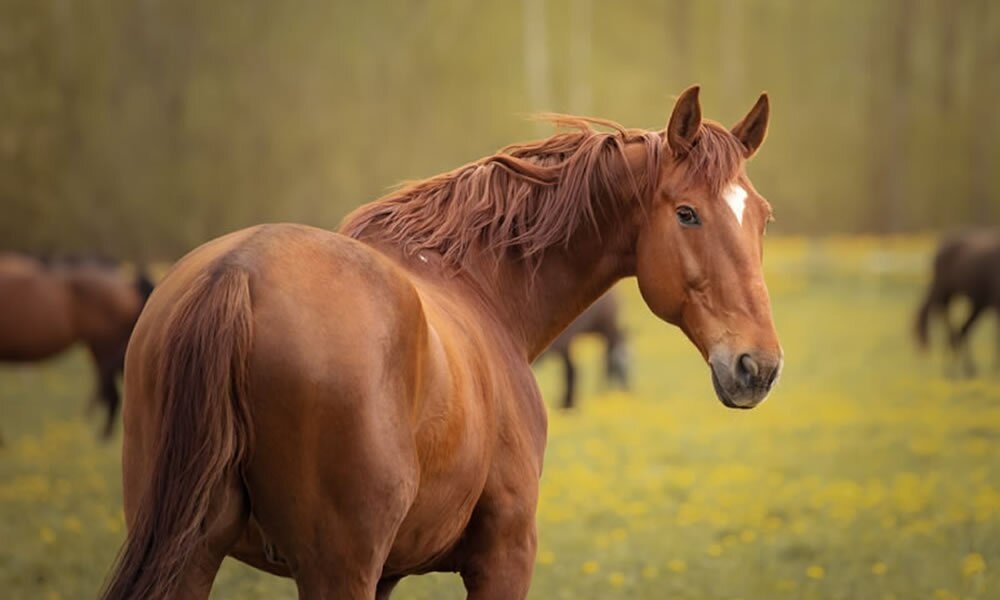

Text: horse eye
xmin=676 ymin=206 xmax=701 ymax=227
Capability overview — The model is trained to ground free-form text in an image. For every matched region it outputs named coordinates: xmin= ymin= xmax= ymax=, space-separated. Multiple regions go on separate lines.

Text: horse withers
xmin=0 ymin=253 xmax=154 ymax=437
xmin=915 ymin=229 xmax=1000 ymax=376
xmin=540 ymin=291 xmax=629 ymax=409
xmin=103 ymin=86 xmax=781 ymax=599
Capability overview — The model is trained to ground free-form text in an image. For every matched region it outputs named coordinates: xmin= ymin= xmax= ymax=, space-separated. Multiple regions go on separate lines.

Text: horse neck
xmin=462 ymin=142 xmax=650 ymax=360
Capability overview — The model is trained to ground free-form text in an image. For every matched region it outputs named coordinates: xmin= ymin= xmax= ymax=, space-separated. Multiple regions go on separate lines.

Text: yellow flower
xmin=537 ymin=550 xmax=555 ymax=565
xmin=667 ymin=559 xmax=687 ymax=573
xmin=706 ymin=543 xmax=724 ymax=557
xmin=961 ymin=552 xmax=985 ymax=576
xmin=871 ymin=561 xmax=888 ymax=576
xmin=933 ymin=590 xmax=959 ymax=600
xmin=63 ymin=516 xmax=82 ymax=533
xmin=581 ymin=560 xmax=599 ymax=574
xmin=641 ymin=565 xmax=659 ymax=579
xmin=608 ymin=572 xmax=625 ymax=586
xmin=739 ymin=529 xmax=757 ymax=543
xmin=39 ymin=526 xmax=56 ymax=544
xmin=806 ymin=565 xmax=825 ymax=579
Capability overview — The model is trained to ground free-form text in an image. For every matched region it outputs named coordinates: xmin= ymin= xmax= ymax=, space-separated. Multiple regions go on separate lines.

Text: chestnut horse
xmin=540 ymin=291 xmax=629 ymax=409
xmin=0 ymin=253 xmax=154 ymax=437
xmin=915 ymin=229 xmax=1000 ymax=375
xmin=102 ymin=86 xmax=782 ymax=600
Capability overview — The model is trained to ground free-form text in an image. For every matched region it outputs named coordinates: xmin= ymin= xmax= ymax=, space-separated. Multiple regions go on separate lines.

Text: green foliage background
xmin=0 ymin=0 xmax=997 ymax=258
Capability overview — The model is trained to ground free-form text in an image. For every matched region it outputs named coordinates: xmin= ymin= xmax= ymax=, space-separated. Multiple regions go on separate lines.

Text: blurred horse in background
xmin=540 ymin=291 xmax=629 ymax=409
xmin=0 ymin=253 xmax=154 ymax=437
xmin=915 ymin=229 xmax=1000 ymax=376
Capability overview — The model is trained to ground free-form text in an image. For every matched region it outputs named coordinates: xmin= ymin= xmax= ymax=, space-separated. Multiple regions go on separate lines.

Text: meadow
xmin=1 ymin=237 xmax=997 ymax=600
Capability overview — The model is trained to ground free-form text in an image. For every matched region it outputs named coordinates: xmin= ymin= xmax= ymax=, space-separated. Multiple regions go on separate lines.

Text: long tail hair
xmin=100 ymin=266 xmax=255 ymax=600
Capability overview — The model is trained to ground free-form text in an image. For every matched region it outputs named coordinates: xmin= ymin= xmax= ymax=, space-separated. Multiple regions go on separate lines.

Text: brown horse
xmin=540 ymin=291 xmax=629 ymax=409
xmin=0 ymin=253 xmax=154 ymax=437
xmin=102 ymin=86 xmax=782 ymax=600
xmin=915 ymin=229 xmax=1000 ymax=375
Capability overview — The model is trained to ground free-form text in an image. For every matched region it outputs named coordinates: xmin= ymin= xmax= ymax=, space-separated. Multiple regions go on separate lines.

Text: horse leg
xmin=98 ymin=369 xmax=120 ymax=439
xmin=375 ymin=577 xmax=401 ymax=600
xmin=953 ymin=303 xmax=985 ymax=378
xmin=559 ymin=349 xmax=576 ymax=409
xmin=459 ymin=492 xmax=538 ymax=600
xmin=172 ymin=472 xmax=250 ymax=599
xmin=287 ymin=479 xmax=412 ymax=600
xmin=245 ymin=399 xmax=418 ymax=600
xmin=605 ymin=336 xmax=629 ymax=390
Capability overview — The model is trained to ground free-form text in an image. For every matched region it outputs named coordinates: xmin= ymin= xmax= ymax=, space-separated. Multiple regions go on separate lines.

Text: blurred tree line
xmin=0 ymin=0 xmax=997 ymax=260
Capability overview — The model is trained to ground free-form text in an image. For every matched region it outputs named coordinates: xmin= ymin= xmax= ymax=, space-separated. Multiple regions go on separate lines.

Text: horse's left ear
xmin=731 ymin=93 xmax=769 ymax=159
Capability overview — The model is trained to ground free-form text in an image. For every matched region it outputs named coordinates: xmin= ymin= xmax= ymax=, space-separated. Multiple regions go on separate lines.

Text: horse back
xmin=0 ymin=254 xmax=76 ymax=360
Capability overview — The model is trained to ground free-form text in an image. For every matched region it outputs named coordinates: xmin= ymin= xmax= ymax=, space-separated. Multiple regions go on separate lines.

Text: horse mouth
xmin=710 ymin=366 xmax=757 ymax=410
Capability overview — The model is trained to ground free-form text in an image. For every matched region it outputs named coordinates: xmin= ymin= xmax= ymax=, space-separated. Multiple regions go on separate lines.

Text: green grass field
xmin=1 ymin=237 xmax=998 ymax=599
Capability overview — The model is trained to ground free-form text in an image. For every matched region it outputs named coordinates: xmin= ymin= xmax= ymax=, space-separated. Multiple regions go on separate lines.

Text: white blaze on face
xmin=723 ymin=183 xmax=748 ymax=226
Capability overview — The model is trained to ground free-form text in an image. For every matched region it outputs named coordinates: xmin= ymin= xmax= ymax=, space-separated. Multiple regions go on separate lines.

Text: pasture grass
xmin=1 ymin=237 xmax=997 ymax=599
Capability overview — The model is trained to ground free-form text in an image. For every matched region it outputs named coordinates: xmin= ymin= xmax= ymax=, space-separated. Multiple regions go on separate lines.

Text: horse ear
xmin=666 ymin=85 xmax=702 ymax=157
xmin=731 ymin=92 xmax=770 ymax=158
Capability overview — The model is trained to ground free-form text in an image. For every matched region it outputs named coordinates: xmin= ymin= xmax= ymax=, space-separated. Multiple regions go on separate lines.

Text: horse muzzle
xmin=708 ymin=350 xmax=782 ymax=409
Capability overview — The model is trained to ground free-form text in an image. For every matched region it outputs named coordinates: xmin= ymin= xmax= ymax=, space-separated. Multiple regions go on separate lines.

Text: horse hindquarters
xmin=228 ymin=232 xmax=425 ymax=597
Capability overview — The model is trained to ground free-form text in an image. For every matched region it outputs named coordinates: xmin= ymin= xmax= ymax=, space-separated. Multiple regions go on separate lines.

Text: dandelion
xmin=667 ymin=559 xmax=687 ymax=573
xmin=641 ymin=565 xmax=658 ymax=579
xmin=871 ymin=561 xmax=888 ymax=576
xmin=739 ymin=529 xmax=757 ymax=543
xmin=537 ymin=550 xmax=555 ymax=565
xmin=961 ymin=552 xmax=985 ymax=577
xmin=806 ymin=565 xmax=825 ymax=579
xmin=581 ymin=560 xmax=599 ymax=574
xmin=706 ymin=543 xmax=723 ymax=557
xmin=608 ymin=572 xmax=625 ymax=586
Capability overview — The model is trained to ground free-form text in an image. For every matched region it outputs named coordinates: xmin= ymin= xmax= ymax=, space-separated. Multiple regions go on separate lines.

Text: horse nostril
xmin=737 ymin=353 xmax=759 ymax=386
xmin=764 ymin=364 xmax=779 ymax=388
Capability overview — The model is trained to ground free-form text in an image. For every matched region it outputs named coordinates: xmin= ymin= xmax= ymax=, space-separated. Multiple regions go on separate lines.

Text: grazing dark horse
xmin=540 ymin=291 xmax=629 ymax=409
xmin=102 ymin=86 xmax=782 ymax=600
xmin=0 ymin=253 xmax=154 ymax=437
xmin=915 ymin=229 xmax=1000 ymax=375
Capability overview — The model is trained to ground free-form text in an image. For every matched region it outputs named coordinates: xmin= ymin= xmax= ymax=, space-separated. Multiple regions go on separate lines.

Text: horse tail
xmin=100 ymin=266 xmax=254 ymax=600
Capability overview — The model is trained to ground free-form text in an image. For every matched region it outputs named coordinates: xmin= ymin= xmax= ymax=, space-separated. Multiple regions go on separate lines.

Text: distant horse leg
xmin=558 ymin=349 xmax=577 ymax=409
xmin=953 ymin=303 xmax=985 ymax=378
xmin=605 ymin=335 xmax=629 ymax=390
xmin=98 ymin=370 xmax=120 ymax=439
xmin=86 ymin=344 xmax=123 ymax=437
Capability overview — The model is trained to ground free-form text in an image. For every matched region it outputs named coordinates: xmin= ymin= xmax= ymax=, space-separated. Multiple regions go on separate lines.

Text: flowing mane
xmin=341 ymin=116 xmax=744 ymax=267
